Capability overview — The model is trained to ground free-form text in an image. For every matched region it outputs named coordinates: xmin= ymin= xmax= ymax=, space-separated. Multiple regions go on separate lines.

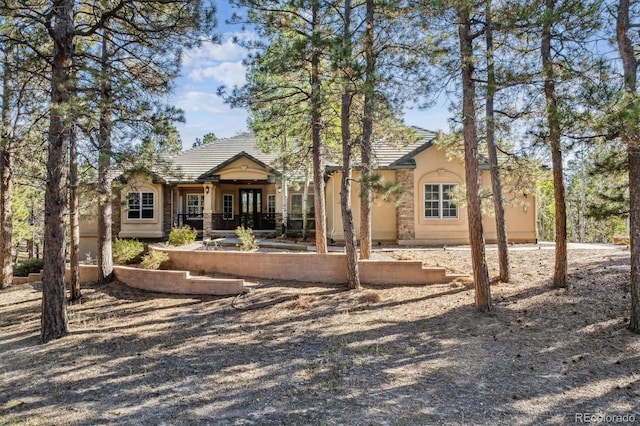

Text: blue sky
xmin=170 ymin=1 xmax=451 ymax=150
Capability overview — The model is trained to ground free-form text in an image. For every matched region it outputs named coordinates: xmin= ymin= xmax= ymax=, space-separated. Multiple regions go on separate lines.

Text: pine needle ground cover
xmin=1 ymin=247 xmax=638 ymax=425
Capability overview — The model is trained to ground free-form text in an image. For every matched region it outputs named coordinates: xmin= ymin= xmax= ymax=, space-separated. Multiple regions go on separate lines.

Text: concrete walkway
xmin=208 ymin=238 xmax=626 ymax=253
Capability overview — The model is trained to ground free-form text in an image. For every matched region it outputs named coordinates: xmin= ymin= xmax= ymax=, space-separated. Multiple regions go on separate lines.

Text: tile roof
xmin=163 ymin=133 xmax=280 ymax=182
xmin=162 ymin=127 xmax=437 ymax=182
xmin=376 ymin=127 xmax=436 ymax=169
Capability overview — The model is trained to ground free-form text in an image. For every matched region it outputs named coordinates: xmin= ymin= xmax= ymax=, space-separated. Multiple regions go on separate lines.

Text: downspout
xmin=170 ymin=184 xmax=174 ymax=228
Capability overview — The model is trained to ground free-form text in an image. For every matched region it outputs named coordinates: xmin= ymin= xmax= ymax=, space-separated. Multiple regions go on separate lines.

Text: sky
xmin=170 ymin=1 xmax=452 ymax=151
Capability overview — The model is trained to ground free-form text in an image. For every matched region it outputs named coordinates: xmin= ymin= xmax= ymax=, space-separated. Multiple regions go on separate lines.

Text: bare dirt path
xmin=1 ymin=245 xmax=638 ymax=425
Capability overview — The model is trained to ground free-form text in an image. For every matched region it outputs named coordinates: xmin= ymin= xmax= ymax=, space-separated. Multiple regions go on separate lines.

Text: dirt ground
xmin=1 ymin=245 xmax=639 ymax=425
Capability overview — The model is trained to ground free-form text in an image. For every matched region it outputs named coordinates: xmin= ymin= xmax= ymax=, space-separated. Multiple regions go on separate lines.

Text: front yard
xmin=1 ymin=246 xmax=638 ymax=425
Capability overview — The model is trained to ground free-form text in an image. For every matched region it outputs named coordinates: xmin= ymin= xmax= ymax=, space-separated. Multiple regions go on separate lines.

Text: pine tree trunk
xmin=311 ymin=1 xmax=328 ymax=254
xmin=459 ymin=7 xmax=491 ymax=311
xmin=97 ymin=32 xmax=114 ymax=284
xmin=341 ymin=0 xmax=360 ymax=290
xmin=542 ymin=0 xmax=567 ymax=289
xmin=302 ymin=170 xmax=310 ymax=240
xmin=0 ymin=148 xmax=12 ymax=289
xmin=0 ymin=45 xmax=13 ymax=289
xmin=485 ymin=0 xmax=510 ymax=282
xmin=69 ymin=121 xmax=81 ymax=302
xmin=359 ymin=0 xmax=374 ymax=261
xmin=617 ymin=0 xmax=640 ymax=333
xmin=341 ymin=131 xmax=360 ymax=289
xmin=42 ymin=0 xmax=74 ymax=343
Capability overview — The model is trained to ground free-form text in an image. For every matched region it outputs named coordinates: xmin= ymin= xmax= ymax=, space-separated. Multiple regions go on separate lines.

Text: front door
xmin=240 ymin=189 xmax=262 ymax=228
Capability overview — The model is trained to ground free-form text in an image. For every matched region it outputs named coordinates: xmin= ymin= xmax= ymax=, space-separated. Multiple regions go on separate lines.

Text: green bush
xmin=168 ymin=225 xmax=197 ymax=246
xmin=113 ymin=238 xmax=145 ymax=265
xmin=140 ymin=250 xmax=170 ymax=270
xmin=236 ymin=226 xmax=259 ymax=251
xmin=14 ymin=258 xmax=44 ymax=277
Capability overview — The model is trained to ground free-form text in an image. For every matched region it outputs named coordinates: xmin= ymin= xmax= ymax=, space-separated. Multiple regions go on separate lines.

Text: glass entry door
xmin=240 ymin=189 xmax=262 ymax=228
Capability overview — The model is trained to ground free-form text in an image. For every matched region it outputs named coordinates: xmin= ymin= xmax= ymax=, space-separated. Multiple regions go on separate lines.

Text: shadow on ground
xmin=0 ymin=249 xmax=638 ymax=425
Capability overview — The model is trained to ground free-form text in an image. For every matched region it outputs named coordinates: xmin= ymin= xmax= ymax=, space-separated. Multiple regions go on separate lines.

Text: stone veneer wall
xmin=275 ymin=213 xmax=283 ymax=235
xmin=162 ymin=185 xmax=177 ymax=236
xmin=395 ymin=169 xmax=415 ymax=240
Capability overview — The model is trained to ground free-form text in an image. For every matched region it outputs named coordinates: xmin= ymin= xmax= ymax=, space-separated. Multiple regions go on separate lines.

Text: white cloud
xmin=175 ymin=91 xmax=229 ymax=113
xmin=188 ymin=62 xmax=246 ymax=87
xmin=182 ymin=31 xmax=256 ymax=68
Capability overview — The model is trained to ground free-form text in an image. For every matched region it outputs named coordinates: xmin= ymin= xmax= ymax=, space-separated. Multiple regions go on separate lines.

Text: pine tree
xmin=616 ymin=0 xmax=640 ymax=333
xmin=457 ymin=1 xmax=492 ymax=311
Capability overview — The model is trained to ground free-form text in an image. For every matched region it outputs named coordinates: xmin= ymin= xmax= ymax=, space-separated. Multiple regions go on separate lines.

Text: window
xmin=186 ymin=194 xmax=204 ymax=219
xmin=127 ymin=192 xmax=154 ymax=220
xmin=223 ymin=194 xmax=234 ymax=220
xmin=290 ymin=194 xmax=314 ymax=218
xmin=424 ymin=184 xmax=457 ymax=219
xmin=267 ymin=194 xmax=276 ymax=214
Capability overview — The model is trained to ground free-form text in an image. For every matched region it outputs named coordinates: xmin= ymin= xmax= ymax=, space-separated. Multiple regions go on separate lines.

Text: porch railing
xmin=175 ymin=214 xmax=317 ymax=233
xmin=176 ymin=213 xmax=204 ymax=231
xmin=287 ymin=217 xmax=316 ymax=231
xmin=177 ymin=213 xmax=277 ymax=231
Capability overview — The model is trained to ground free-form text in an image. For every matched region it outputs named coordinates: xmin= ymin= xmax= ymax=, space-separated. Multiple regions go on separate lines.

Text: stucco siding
xmin=326 ymin=170 xmax=398 ymax=242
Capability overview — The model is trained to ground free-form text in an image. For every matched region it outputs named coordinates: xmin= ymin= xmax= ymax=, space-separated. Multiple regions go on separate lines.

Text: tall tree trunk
xmin=302 ymin=166 xmax=310 ymax=239
xmin=359 ymin=0 xmax=375 ymax=260
xmin=281 ymin=174 xmax=288 ymax=236
xmin=341 ymin=0 xmax=360 ymax=289
xmin=311 ymin=0 xmax=328 ymax=254
xmin=459 ymin=7 xmax=491 ymax=311
xmin=485 ymin=0 xmax=510 ymax=282
xmin=542 ymin=0 xmax=567 ymax=289
xmin=0 ymin=44 xmax=13 ymax=289
xmin=617 ymin=0 xmax=640 ymax=333
xmin=42 ymin=0 xmax=74 ymax=343
xmin=68 ymin=120 xmax=81 ymax=302
xmin=0 ymin=148 xmax=12 ymax=290
xmin=97 ymin=31 xmax=114 ymax=284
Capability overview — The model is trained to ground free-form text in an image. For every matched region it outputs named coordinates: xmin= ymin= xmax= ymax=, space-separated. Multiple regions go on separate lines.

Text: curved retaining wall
xmin=154 ymin=247 xmax=461 ymax=286
xmin=12 ymin=249 xmax=461 ymax=294
xmin=113 ymin=265 xmax=246 ymax=295
xmin=14 ymin=264 xmax=247 ymax=296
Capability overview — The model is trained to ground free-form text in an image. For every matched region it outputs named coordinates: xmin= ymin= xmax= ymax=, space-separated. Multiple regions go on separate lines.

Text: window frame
xmin=127 ymin=191 xmax=155 ymax=220
xmin=290 ymin=193 xmax=315 ymax=218
xmin=186 ymin=193 xmax=205 ymax=219
xmin=223 ymin=194 xmax=234 ymax=220
xmin=267 ymin=194 xmax=276 ymax=214
xmin=423 ymin=183 xmax=458 ymax=220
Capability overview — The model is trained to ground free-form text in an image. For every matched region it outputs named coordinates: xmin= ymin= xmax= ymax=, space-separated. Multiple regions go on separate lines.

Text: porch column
xmin=203 ymin=183 xmax=213 ymax=239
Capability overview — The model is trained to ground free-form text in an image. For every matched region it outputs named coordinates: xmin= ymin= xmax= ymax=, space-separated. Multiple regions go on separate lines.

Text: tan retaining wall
xmin=14 ymin=264 xmax=246 ymax=296
xmin=155 ymin=247 xmax=460 ymax=286
xmin=113 ymin=265 xmax=246 ymax=295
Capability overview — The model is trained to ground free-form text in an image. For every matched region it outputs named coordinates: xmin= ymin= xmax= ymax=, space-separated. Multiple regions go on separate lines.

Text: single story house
xmin=79 ymin=127 xmax=537 ymax=257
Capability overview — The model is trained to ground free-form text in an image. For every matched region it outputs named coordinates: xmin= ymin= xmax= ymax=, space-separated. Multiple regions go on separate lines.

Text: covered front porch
xmin=167 ymin=151 xmax=316 ymax=238
xmin=174 ymin=180 xmax=280 ymax=236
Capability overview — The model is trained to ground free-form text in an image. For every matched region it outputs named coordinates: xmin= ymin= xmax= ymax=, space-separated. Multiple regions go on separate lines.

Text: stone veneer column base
xmin=275 ymin=213 xmax=283 ymax=235
xmin=395 ymin=169 xmax=415 ymax=240
xmin=203 ymin=212 xmax=213 ymax=239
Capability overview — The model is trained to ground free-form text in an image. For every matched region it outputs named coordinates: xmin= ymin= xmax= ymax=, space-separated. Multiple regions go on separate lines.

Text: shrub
xmin=168 ymin=225 xmax=197 ymax=246
xmin=236 ymin=226 xmax=259 ymax=251
xmin=140 ymin=250 xmax=170 ymax=270
xmin=113 ymin=238 xmax=145 ymax=265
xmin=14 ymin=258 xmax=44 ymax=277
